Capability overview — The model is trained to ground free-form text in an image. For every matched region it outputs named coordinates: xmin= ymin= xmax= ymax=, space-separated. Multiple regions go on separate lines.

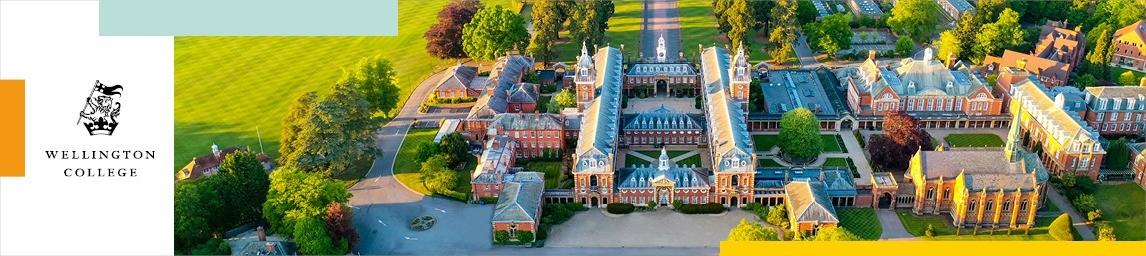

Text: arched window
xmin=926 ymin=188 xmax=935 ymax=199
xmin=590 ymin=175 xmax=598 ymax=187
xmin=1020 ymin=200 xmax=1029 ymax=211
xmin=1003 ymin=199 xmax=1012 ymax=211
xmin=969 ymin=200 xmax=977 ymax=212
xmin=985 ymin=200 xmax=994 ymax=211
xmin=731 ymin=176 xmax=739 ymax=187
xmin=943 ymin=189 xmax=951 ymax=199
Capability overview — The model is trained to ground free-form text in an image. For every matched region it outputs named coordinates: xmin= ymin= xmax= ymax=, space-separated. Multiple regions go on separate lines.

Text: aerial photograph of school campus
xmin=172 ymin=0 xmax=1146 ymax=254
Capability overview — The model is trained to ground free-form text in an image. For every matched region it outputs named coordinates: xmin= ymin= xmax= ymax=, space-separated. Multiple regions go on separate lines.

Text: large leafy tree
xmin=725 ymin=0 xmax=756 ymax=51
xmin=811 ymin=226 xmax=862 ymax=241
xmin=262 ymin=168 xmax=352 ymax=235
xmin=529 ymin=0 xmax=562 ymax=65
xmin=935 ymin=31 xmax=962 ymax=64
xmin=887 ymin=0 xmax=939 ymax=42
xmin=280 ymin=91 xmax=318 ymax=162
xmin=283 ymin=83 xmax=379 ymax=178
xmin=215 ymin=150 xmax=271 ymax=225
xmin=420 ymin=155 xmax=460 ymax=195
xmin=339 ymin=55 xmax=401 ymax=116
xmin=549 ymin=88 xmax=578 ymax=113
xmin=324 ymin=202 xmax=360 ymax=253
xmin=1105 ymin=138 xmax=1131 ymax=171
xmin=794 ymin=0 xmax=818 ymax=25
xmin=1095 ymin=0 xmax=1146 ymax=29
xmin=779 ymin=108 xmax=822 ymax=160
xmin=174 ymin=178 xmax=224 ymax=251
xmin=768 ymin=0 xmax=799 ymax=65
xmin=972 ymin=8 xmax=1025 ymax=64
xmin=439 ymin=132 xmax=470 ymax=166
xmin=425 ymin=0 xmax=483 ymax=59
xmin=1084 ymin=24 xmax=1113 ymax=79
xmin=894 ymin=36 xmax=913 ymax=57
xmin=1120 ymin=71 xmax=1141 ymax=86
xmin=567 ymin=0 xmax=614 ymax=49
xmin=462 ymin=5 xmax=530 ymax=60
xmin=294 ymin=216 xmax=342 ymax=255
xmin=803 ymin=14 xmax=852 ymax=57
xmin=727 ymin=219 xmax=779 ymax=241
xmin=868 ymin=111 xmax=934 ymax=171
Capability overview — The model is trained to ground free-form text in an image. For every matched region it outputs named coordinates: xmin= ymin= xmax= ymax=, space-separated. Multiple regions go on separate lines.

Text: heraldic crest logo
xmin=78 ymin=80 xmax=123 ymax=136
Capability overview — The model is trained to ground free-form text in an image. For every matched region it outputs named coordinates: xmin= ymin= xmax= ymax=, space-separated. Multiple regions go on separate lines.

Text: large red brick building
xmin=1082 ymin=86 xmax=1146 ymax=136
xmin=464 ymin=53 xmax=537 ymax=142
xmin=487 ymin=113 xmax=565 ymax=159
xmin=1111 ymin=20 xmax=1146 ymax=71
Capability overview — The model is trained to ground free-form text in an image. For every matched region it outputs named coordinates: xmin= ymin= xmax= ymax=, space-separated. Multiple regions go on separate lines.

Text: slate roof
xmin=700 ymin=46 xmax=755 ymax=174
xmin=623 ymin=104 xmax=703 ymax=130
xmin=617 ymin=148 xmax=711 ymax=188
xmin=848 ymin=0 xmax=883 ymax=16
xmin=467 ymin=54 xmax=534 ymax=119
xmin=472 ymin=135 xmax=516 ymax=182
xmin=785 ymin=181 xmax=839 ymax=224
xmin=839 ymin=48 xmax=987 ymax=99
xmin=762 ymin=70 xmax=838 ymax=115
xmin=1084 ymin=86 xmax=1146 ymax=112
xmin=507 ymin=83 xmax=539 ymax=103
xmin=1013 ymin=79 xmax=1102 ymax=153
xmin=434 ymin=64 xmax=479 ymax=91
xmin=492 ymin=172 xmax=545 ymax=223
xmin=490 ymin=113 xmax=564 ymax=131
xmin=573 ymin=47 xmax=624 ymax=174
xmin=942 ymin=0 xmax=975 ymax=12
xmin=626 ymin=63 xmax=696 ymax=76
xmin=911 ymin=150 xmax=1045 ymax=192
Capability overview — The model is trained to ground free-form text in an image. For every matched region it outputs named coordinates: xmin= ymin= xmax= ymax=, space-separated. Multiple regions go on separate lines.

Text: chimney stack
xmin=869 ymin=49 xmax=877 ymax=60
xmin=947 ymin=52 xmax=958 ymax=69
xmin=265 ymin=242 xmax=276 ymax=253
xmin=257 ymin=226 xmax=266 ymax=241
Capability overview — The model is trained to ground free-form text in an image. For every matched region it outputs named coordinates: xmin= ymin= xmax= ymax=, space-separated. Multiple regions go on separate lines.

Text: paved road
xmin=1046 ymin=186 xmax=1097 ymax=240
xmin=876 ymin=209 xmax=921 ymax=240
xmin=793 ymin=35 xmax=820 ymax=68
xmin=641 ymin=0 xmax=681 ymax=60
xmin=837 ymin=129 xmax=875 ymax=185
xmin=350 ymin=66 xmax=488 ymax=255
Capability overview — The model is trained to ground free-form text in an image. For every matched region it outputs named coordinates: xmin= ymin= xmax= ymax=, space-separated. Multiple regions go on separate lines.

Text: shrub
xmin=537 ymin=224 xmax=549 ymax=240
xmin=606 ymin=203 xmax=635 ymax=214
xmin=853 ymin=129 xmax=865 ymax=148
xmin=743 ymin=202 xmax=763 ymax=212
xmin=515 ymin=230 xmax=534 ymax=243
xmin=1073 ymin=194 xmax=1096 ymax=213
xmin=478 ymin=197 xmax=498 ymax=204
xmin=494 ymin=230 xmax=510 ymax=244
xmin=1088 ymin=209 xmax=1103 ymax=222
xmin=1049 ymin=214 xmax=1076 ymax=241
xmin=766 ymin=204 xmax=790 ymax=229
xmin=924 ymin=224 xmax=936 ymax=237
xmin=1061 ymin=173 xmax=1077 ymax=188
xmin=1074 ymin=176 xmax=1096 ymax=194
xmin=678 ymin=203 xmax=726 ymax=214
xmin=564 ymin=202 xmax=585 ymax=211
xmin=672 ymin=199 xmax=684 ymax=209
xmin=1096 ymin=221 xmax=1117 ymax=241
xmin=189 ymin=238 xmax=231 ymax=255
xmin=647 ymin=200 xmax=657 ymax=208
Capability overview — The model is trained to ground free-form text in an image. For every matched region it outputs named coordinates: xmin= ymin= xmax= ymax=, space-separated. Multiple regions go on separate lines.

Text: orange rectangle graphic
xmin=0 ymin=80 xmax=25 ymax=177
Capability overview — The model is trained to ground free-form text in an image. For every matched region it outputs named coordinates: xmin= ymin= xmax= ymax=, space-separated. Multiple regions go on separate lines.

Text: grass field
xmin=837 ymin=208 xmax=882 ymax=240
xmin=944 ymin=133 xmax=1005 ymax=148
xmin=526 ymin=161 xmax=566 ymax=189
xmin=1094 ymin=183 xmax=1146 ymax=240
xmin=172 ymin=0 xmax=521 ymax=171
xmin=759 ymin=158 xmax=784 ymax=168
xmin=823 ymin=158 xmax=849 ymax=168
xmin=625 ymin=152 xmax=653 ymax=167
xmin=896 ymin=210 xmax=1056 ymax=240
xmin=1110 ymin=66 xmax=1146 ymax=84
xmin=393 ymin=128 xmax=439 ymax=195
xmin=678 ymin=0 xmax=720 ymax=56
xmin=1040 ymin=197 xmax=1061 ymax=213
xmin=752 ymin=134 xmax=843 ymax=152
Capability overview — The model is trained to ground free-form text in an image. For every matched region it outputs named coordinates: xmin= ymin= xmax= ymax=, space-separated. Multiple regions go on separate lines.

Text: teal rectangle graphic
xmin=100 ymin=0 xmax=398 ymax=36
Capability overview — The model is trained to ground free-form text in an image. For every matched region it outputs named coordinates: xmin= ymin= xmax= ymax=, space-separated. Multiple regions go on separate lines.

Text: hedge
xmin=678 ymin=203 xmax=725 ymax=214
xmin=606 ymin=203 xmax=635 ymax=214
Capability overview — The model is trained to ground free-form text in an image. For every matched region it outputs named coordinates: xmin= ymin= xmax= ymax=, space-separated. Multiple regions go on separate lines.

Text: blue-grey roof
xmin=700 ymin=46 xmax=755 ymax=174
xmin=467 ymin=54 xmax=534 ymax=119
xmin=492 ymin=172 xmax=545 ymax=223
xmin=785 ymin=180 xmax=839 ymax=224
xmin=627 ymin=63 xmax=696 ymax=76
xmin=623 ymin=105 xmax=703 ymax=131
xmin=434 ymin=65 xmax=478 ymax=91
xmin=617 ymin=148 xmax=710 ymax=188
xmin=574 ymin=47 xmax=624 ymax=174
xmin=849 ymin=0 xmax=883 ymax=16
xmin=754 ymin=168 xmax=857 ymax=197
xmin=762 ymin=70 xmax=839 ymax=115
xmin=944 ymin=0 xmax=975 ymax=12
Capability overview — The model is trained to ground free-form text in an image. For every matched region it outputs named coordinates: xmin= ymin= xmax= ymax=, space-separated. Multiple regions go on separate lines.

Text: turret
xmin=729 ymin=44 xmax=751 ymax=110
xmin=575 ymin=42 xmax=597 ymax=109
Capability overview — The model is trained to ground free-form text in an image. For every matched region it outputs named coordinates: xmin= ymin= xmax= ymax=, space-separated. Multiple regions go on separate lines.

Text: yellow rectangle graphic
xmin=0 ymin=80 xmax=25 ymax=177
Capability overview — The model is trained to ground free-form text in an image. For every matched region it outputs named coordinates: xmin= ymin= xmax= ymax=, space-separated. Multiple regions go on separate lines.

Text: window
xmin=985 ymin=200 xmax=994 ymax=211
xmin=1098 ymin=112 xmax=1105 ymax=120
xmin=1127 ymin=112 xmax=1133 ymax=121
xmin=1020 ymin=200 xmax=1029 ymax=211
xmin=969 ymin=200 xmax=977 ymax=211
xmin=1112 ymin=112 xmax=1118 ymax=121
xmin=943 ymin=189 xmax=951 ymax=199
xmin=926 ymin=188 xmax=935 ymax=199
xmin=1003 ymin=200 xmax=1012 ymax=211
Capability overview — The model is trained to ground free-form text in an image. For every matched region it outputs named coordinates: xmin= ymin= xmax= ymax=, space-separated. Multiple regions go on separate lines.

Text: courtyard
xmin=545 ymin=208 xmax=760 ymax=247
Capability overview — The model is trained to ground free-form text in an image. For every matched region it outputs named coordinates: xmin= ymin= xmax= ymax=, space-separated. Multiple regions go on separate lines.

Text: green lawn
xmin=944 ymin=133 xmax=1005 ymax=148
xmin=526 ymin=161 xmax=566 ymax=189
xmin=758 ymin=158 xmax=784 ymax=168
xmin=393 ymin=128 xmax=439 ymax=195
xmin=675 ymin=154 xmax=703 ymax=167
xmin=1110 ymin=66 xmax=1146 ymax=84
xmin=637 ymin=150 xmax=689 ymax=158
xmin=821 ymin=134 xmax=843 ymax=152
xmin=823 ymin=158 xmax=849 ymax=168
xmin=678 ymin=0 xmax=721 ymax=57
xmin=1040 ymin=197 xmax=1061 ymax=213
xmin=752 ymin=134 xmax=842 ymax=152
xmin=837 ymin=208 xmax=882 ymax=240
xmin=896 ymin=210 xmax=1055 ymax=240
xmin=625 ymin=152 xmax=652 ymax=167
xmin=1094 ymin=183 xmax=1146 ymax=240
xmin=602 ymin=0 xmax=643 ymax=58
xmin=172 ymin=0 xmax=520 ymax=171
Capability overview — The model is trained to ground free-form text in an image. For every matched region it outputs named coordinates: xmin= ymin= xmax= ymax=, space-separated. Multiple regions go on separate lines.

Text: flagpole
xmin=76 ymin=80 xmax=100 ymax=125
xmin=257 ymin=126 xmax=265 ymax=155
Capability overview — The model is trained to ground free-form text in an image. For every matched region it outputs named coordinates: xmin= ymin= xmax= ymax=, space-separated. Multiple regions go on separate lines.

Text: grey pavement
xmin=1046 ymin=186 xmax=1097 ymax=240
xmin=641 ymin=0 xmax=681 ymax=59
xmin=876 ymin=209 xmax=920 ymax=240
xmin=837 ymin=129 xmax=874 ymax=185
xmin=793 ymin=35 xmax=820 ymax=68
xmin=546 ymin=208 xmax=756 ymax=247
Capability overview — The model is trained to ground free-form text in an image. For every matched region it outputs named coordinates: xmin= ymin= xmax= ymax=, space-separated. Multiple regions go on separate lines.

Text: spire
xmin=1005 ymin=110 xmax=1023 ymax=162
xmin=658 ymin=147 xmax=670 ymax=171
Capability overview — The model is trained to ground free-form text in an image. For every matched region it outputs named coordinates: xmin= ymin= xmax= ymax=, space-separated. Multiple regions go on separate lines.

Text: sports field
xmin=173 ymin=1 xmax=518 ymax=171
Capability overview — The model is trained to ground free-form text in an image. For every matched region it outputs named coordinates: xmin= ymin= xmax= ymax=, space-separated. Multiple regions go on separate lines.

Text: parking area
xmin=545 ymin=208 xmax=758 ymax=247
xmin=353 ymin=196 xmax=495 ymax=255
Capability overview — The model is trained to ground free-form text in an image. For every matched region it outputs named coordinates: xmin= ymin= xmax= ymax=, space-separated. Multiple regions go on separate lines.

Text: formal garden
xmin=895 ymin=210 xmax=1068 ymax=240
xmin=524 ymin=161 xmax=569 ymax=189
xmin=836 ymin=208 xmax=882 ymax=241
xmin=398 ymin=128 xmax=476 ymax=201
xmin=1093 ymin=183 xmax=1145 ymax=240
xmin=753 ymin=134 xmax=845 ymax=153
xmin=943 ymin=133 xmax=1005 ymax=148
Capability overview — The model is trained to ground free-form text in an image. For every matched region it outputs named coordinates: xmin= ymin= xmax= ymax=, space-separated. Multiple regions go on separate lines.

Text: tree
xmin=887 ymin=0 xmax=939 ymax=42
xmin=1120 ymin=71 xmax=1140 ymax=86
xmin=1105 ymin=138 xmax=1130 ymax=171
xmin=420 ymin=155 xmax=460 ymax=195
xmin=894 ymin=36 xmax=913 ymax=57
xmin=1049 ymin=213 xmax=1076 ymax=241
xmin=1084 ymin=26 xmax=1113 ymax=79
xmin=936 ymin=31 xmax=962 ymax=64
xmin=425 ymin=0 xmax=483 ymax=59
xmin=794 ymin=0 xmax=818 ymax=25
xmin=768 ymin=0 xmax=799 ymax=64
xmin=494 ymin=230 xmax=510 ymax=244
xmin=868 ymin=111 xmax=934 ymax=171
xmin=262 ymin=168 xmax=352 ymax=235
xmin=530 ymin=0 xmax=562 ymax=65
xmin=1075 ymin=74 xmax=1098 ymax=89
xmin=325 ymin=202 xmax=359 ymax=252
xmin=725 ymin=0 xmax=756 ymax=51
xmin=804 ymin=14 xmax=853 ymax=57
xmin=1097 ymin=221 xmax=1117 ymax=241
xmin=516 ymin=230 xmax=535 ymax=243
xmin=283 ymin=83 xmax=379 ymax=178
xmin=462 ymin=5 xmax=530 ymax=60
xmin=339 ymin=55 xmax=401 ymax=116
xmin=811 ymin=226 xmax=861 ymax=241
xmin=1073 ymin=194 xmax=1096 ymax=213
xmin=551 ymin=88 xmax=578 ymax=112
xmin=766 ymin=203 xmax=790 ymax=229
xmin=439 ymin=132 xmax=470 ymax=166
xmin=925 ymin=224 xmax=936 ymax=237
xmin=973 ymin=8 xmax=1025 ymax=63
xmin=174 ymin=178 xmax=224 ymax=251
xmin=1088 ymin=209 xmax=1104 ymax=222
xmin=294 ymin=216 xmax=342 ymax=255
xmin=280 ymin=91 xmax=318 ymax=161
xmin=414 ymin=141 xmax=441 ymax=163
xmin=1095 ymin=0 xmax=1146 ymax=29
xmin=778 ymin=108 xmax=822 ymax=160
xmin=567 ymin=0 xmax=614 ymax=49
xmin=727 ymin=219 xmax=779 ymax=241
xmin=215 ymin=150 xmax=271 ymax=225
